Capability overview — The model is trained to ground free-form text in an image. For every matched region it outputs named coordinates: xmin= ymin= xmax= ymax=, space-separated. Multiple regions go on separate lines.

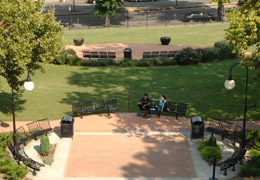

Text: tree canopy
xmin=225 ymin=0 xmax=259 ymax=68
xmin=93 ymin=0 xmax=124 ymax=27
xmin=0 ymin=0 xmax=63 ymax=91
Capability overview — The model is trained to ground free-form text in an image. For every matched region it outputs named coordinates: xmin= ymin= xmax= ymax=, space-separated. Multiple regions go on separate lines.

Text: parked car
xmin=183 ymin=12 xmax=216 ymax=22
xmin=58 ymin=20 xmax=70 ymax=27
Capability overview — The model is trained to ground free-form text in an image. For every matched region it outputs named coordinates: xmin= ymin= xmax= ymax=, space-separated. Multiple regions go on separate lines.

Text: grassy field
xmin=63 ymin=23 xmax=228 ymax=46
xmin=0 ymin=59 xmax=259 ymax=121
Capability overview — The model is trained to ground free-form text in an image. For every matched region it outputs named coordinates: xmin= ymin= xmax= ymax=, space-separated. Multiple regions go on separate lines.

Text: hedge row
xmin=0 ymin=133 xmax=28 ymax=180
xmin=240 ymin=130 xmax=260 ymax=177
xmin=52 ymin=41 xmax=238 ymax=67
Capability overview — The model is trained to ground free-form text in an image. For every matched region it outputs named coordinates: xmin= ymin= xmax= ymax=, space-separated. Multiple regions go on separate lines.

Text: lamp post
xmin=68 ymin=5 xmax=72 ymax=30
xmin=12 ymin=68 xmax=34 ymax=154
xmin=224 ymin=62 xmax=249 ymax=150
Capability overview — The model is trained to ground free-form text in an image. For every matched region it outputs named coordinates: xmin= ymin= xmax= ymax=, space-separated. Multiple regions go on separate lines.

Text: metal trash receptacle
xmin=190 ymin=116 xmax=204 ymax=139
xmin=61 ymin=115 xmax=74 ymax=138
xmin=124 ymin=48 xmax=132 ymax=60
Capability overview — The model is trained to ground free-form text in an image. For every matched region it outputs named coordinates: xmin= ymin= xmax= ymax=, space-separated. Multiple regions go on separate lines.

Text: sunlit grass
xmin=63 ymin=23 xmax=228 ymax=47
xmin=0 ymin=59 xmax=259 ymax=121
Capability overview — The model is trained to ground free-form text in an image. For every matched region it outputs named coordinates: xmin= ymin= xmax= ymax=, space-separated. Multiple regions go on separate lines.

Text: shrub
xmin=52 ymin=49 xmax=81 ymax=65
xmin=42 ymin=156 xmax=54 ymax=165
xmin=200 ymin=146 xmax=222 ymax=163
xmin=161 ymin=57 xmax=177 ymax=66
xmin=240 ymin=156 xmax=260 ymax=177
xmin=119 ymin=60 xmax=136 ymax=67
xmin=135 ymin=59 xmax=153 ymax=67
xmin=240 ymin=130 xmax=260 ymax=177
xmin=201 ymin=47 xmax=219 ymax=62
xmin=198 ymin=136 xmax=222 ymax=164
xmin=80 ymin=59 xmax=118 ymax=66
xmin=214 ymin=41 xmax=238 ymax=59
xmin=175 ymin=48 xmax=202 ymax=65
xmin=39 ymin=135 xmax=51 ymax=155
xmin=0 ymin=133 xmax=28 ymax=180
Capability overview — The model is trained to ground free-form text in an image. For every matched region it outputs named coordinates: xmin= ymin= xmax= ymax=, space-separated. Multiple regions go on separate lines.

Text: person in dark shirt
xmin=137 ymin=93 xmax=151 ymax=111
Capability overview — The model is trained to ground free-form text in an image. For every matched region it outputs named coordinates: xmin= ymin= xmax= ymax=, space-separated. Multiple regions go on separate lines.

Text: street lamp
xmin=12 ymin=67 xmax=34 ymax=155
xmin=24 ymin=69 xmax=34 ymax=91
xmin=224 ymin=62 xmax=249 ymax=150
xmin=68 ymin=5 xmax=72 ymax=30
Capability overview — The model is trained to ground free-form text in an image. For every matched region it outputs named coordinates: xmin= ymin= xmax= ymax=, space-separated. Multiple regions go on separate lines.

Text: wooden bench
xmin=206 ymin=119 xmax=233 ymax=139
xmin=72 ymin=98 xmax=118 ymax=117
xmin=142 ymin=51 xmax=178 ymax=58
xmin=16 ymin=126 xmax=32 ymax=146
xmin=7 ymin=141 xmax=44 ymax=176
xmin=217 ymin=140 xmax=254 ymax=175
xmin=226 ymin=125 xmax=243 ymax=145
xmin=167 ymin=102 xmax=188 ymax=119
xmin=26 ymin=119 xmax=52 ymax=139
xmin=82 ymin=51 xmax=116 ymax=60
xmin=148 ymin=99 xmax=188 ymax=119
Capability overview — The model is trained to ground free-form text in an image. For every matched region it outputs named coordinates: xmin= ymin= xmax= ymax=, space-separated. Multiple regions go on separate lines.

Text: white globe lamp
xmin=224 ymin=79 xmax=235 ymax=90
xmin=24 ymin=81 xmax=35 ymax=91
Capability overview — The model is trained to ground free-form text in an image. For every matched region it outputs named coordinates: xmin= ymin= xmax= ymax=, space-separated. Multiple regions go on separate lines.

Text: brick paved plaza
xmin=1 ymin=113 xmax=256 ymax=179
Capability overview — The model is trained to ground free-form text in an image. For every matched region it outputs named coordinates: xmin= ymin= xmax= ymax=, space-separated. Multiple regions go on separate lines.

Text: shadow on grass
xmin=0 ymin=91 xmax=26 ymax=115
xmin=61 ymin=60 xmax=260 ymax=120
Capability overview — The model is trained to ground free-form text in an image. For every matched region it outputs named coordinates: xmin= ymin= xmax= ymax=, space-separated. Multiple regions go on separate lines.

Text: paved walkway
xmin=2 ymin=113 xmax=259 ymax=180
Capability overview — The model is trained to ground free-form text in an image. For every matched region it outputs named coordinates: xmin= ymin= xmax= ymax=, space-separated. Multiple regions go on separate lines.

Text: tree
xmin=0 ymin=0 xmax=63 ymax=145
xmin=211 ymin=0 xmax=230 ymax=21
xmin=0 ymin=0 xmax=63 ymax=91
xmin=93 ymin=0 xmax=124 ymax=27
xmin=225 ymin=0 xmax=259 ymax=69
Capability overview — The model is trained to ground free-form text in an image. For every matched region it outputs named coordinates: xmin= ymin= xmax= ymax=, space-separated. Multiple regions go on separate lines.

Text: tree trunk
xmin=73 ymin=0 xmax=76 ymax=12
xmin=217 ymin=0 xmax=223 ymax=21
xmin=11 ymin=88 xmax=17 ymax=154
xmin=104 ymin=14 xmax=110 ymax=27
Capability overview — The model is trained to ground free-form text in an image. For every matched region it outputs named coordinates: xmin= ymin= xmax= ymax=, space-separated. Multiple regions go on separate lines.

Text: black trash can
xmin=124 ymin=48 xmax=132 ymax=60
xmin=190 ymin=116 xmax=204 ymax=139
xmin=60 ymin=115 xmax=74 ymax=138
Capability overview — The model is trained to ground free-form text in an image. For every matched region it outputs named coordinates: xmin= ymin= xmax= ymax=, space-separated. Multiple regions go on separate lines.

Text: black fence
xmin=55 ymin=7 xmax=228 ymax=29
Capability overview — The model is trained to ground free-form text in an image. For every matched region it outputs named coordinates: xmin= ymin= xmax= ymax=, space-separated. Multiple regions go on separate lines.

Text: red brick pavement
xmin=66 ymin=135 xmax=195 ymax=178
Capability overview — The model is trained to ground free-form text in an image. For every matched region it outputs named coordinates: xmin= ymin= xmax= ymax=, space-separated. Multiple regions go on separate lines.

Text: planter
xmin=40 ymin=152 xmax=49 ymax=156
xmin=160 ymin=37 xmax=171 ymax=45
xmin=73 ymin=38 xmax=84 ymax=46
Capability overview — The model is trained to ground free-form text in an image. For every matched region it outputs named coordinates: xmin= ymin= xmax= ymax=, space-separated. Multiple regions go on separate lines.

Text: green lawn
xmin=0 ymin=59 xmax=259 ymax=121
xmin=63 ymin=23 xmax=228 ymax=46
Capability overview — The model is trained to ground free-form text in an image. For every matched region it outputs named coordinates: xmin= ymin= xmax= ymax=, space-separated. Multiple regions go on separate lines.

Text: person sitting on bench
xmin=137 ymin=93 xmax=151 ymax=113
xmin=157 ymin=95 xmax=168 ymax=118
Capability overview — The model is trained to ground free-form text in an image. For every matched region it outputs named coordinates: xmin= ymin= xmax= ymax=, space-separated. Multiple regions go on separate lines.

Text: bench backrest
xmin=108 ymin=52 xmax=116 ymax=58
xmin=176 ymin=103 xmax=188 ymax=114
xmin=94 ymin=100 xmax=106 ymax=111
xmin=143 ymin=52 xmax=151 ymax=58
xmin=99 ymin=52 xmax=108 ymax=58
xmin=83 ymin=51 xmax=90 ymax=58
xmin=27 ymin=121 xmax=40 ymax=132
xmin=233 ymin=126 xmax=243 ymax=140
xmin=208 ymin=120 xmax=222 ymax=130
xmin=220 ymin=121 xmax=233 ymax=131
xmin=160 ymin=51 xmax=168 ymax=57
xmin=106 ymin=99 xmax=118 ymax=110
xmin=38 ymin=119 xmax=51 ymax=130
xmin=152 ymin=51 xmax=160 ymax=56
xmin=90 ymin=52 xmax=99 ymax=58
xmin=16 ymin=126 xmax=27 ymax=144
